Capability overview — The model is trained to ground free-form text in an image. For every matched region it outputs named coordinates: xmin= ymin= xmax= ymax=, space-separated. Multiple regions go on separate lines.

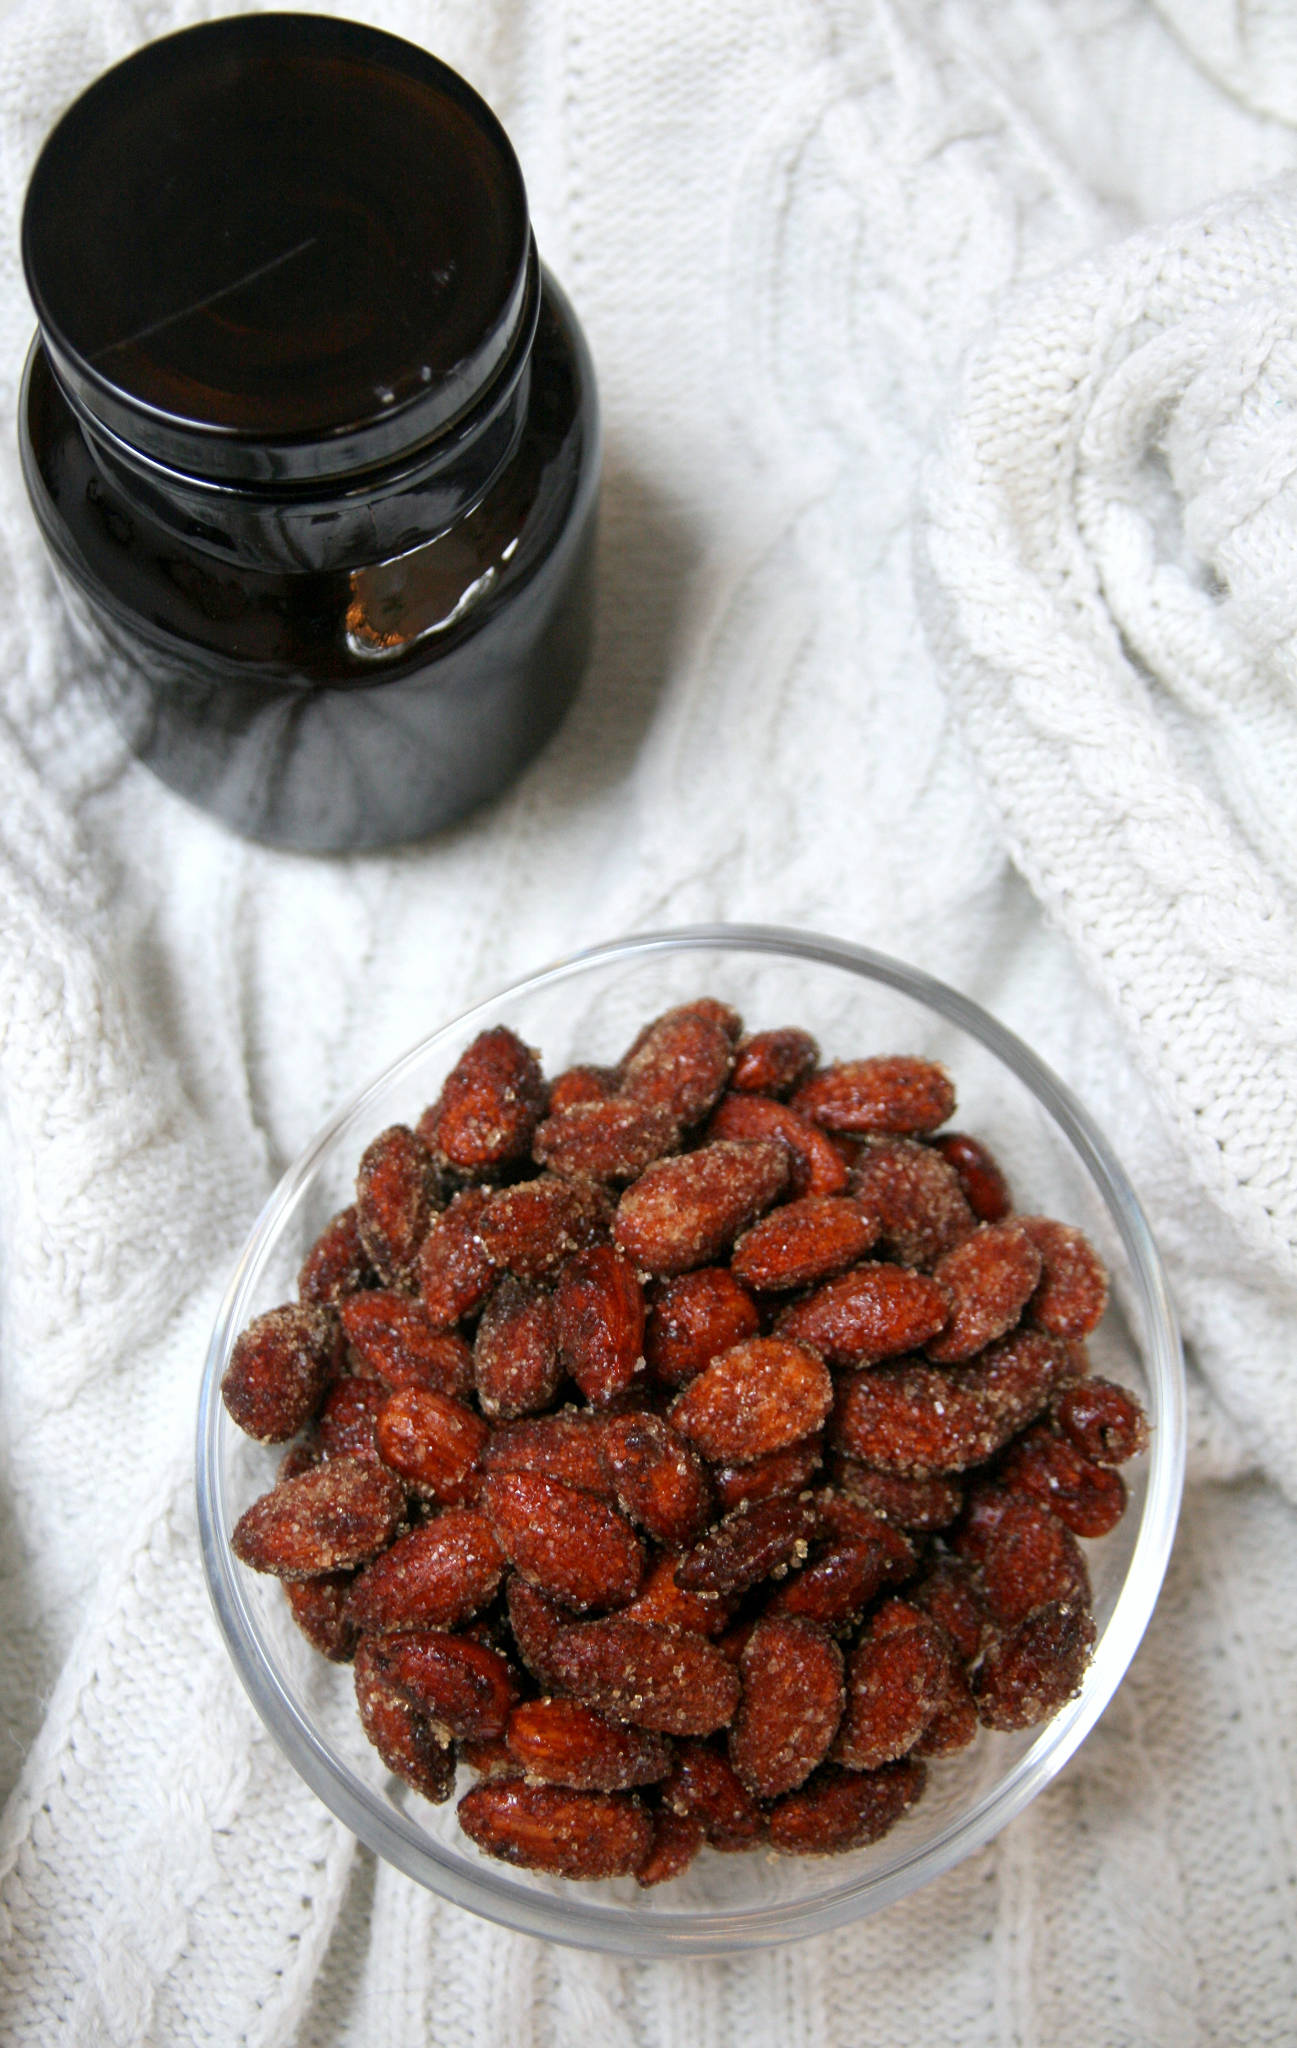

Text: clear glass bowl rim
xmin=196 ymin=921 xmax=1186 ymax=1957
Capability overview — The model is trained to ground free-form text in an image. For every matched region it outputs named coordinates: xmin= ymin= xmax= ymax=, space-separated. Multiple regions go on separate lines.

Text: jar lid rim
xmin=22 ymin=13 xmax=533 ymax=485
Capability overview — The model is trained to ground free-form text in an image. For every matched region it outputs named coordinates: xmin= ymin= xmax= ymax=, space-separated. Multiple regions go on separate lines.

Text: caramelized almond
xmin=416 ymin=1186 xmax=495 ymax=1327
xmin=729 ymin=1617 xmax=844 ymax=1799
xmin=730 ymin=1027 xmax=819 ymax=1098
xmin=850 ymin=1138 xmax=974 ymax=1268
xmin=345 ymin=1510 xmax=504 ymax=1635
xmin=458 ymin=1779 xmax=653 ymax=1879
xmin=600 ymin=1410 xmax=713 ymax=1546
xmin=833 ymin=1600 xmax=950 ymax=1769
xmin=925 ymin=1223 xmax=1042 ymax=1364
xmin=231 ymin=1457 xmax=406 ymax=1579
xmin=366 ymin=1628 xmax=519 ymax=1742
xmin=222 ymin=1302 xmax=343 ymax=1444
xmin=622 ymin=1551 xmax=734 ymax=1637
xmin=767 ymin=1759 xmax=925 ymax=1854
xmin=553 ymin=1244 xmax=647 ymax=1405
xmin=548 ymin=1617 xmax=742 ymax=1735
xmin=832 ymin=1329 xmax=1075 ymax=1476
xmin=535 ymin=1097 xmax=680 ymax=1183
xmin=483 ymin=1409 xmax=616 ymax=1500
xmin=313 ymin=1375 xmax=388 ymax=1464
xmin=954 ymin=1489 xmax=1091 ymax=1627
xmin=477 ymin=1174 xmax=607 ymax=1280
xmin=355 ymin=1124 xmax=437 ymax=1282
xmin=662 ymin=1738 xmax=766 ymax=1849
xmin=636 ymin=1809 xmax=705 ymax=1885
xmin=973 ymin=1600 xmax=1097 ymax=1730
xmin=618 ymin=1000 xmax=740 ymax=1124
xmin=354 ymin=1639 xmax=456 ymax=1803
xmin=706 ymin=1092 xmax=850 ymax=1198
xmin=420 ymin=1026 xmax=546 ymax=1174
xmin=473 ymin=1276 xmax=562 ymax=1420
xmin=1017 ymin=1217 xmax=1109 ymax=1338
xmin=481 ymin=1470 xmax=644 ymax=1613
xmin=341 ymin=1289 xmax=474 ymax=1396
xmin=731 ymin=1195 xmax=879 ymax=1292
xmin=613 ymin=1139 xmax=789 ymax=1276
xmin=1053 ymin=1378 xmax=1148 ymax=1466
xmin=792 ymin=1056 xmax=955 ymax=1136
xmin=644 ymin=1266 xmax=760 ymax=1387
xmin=930 ymin=1132 xmax=1012 ymax=1223
xmin=375 ymin=1387 xmax=489 ymax=1505
xmin=298 ymin=1205 xmax=371 ymax=1305
xmin=776 ymin=1264 xmax=950 ymax=1367
xmin=997 ymin=1424 xmax=1127 ymax=1538
xmin=675 ymin=1494 xmax=822 ymax=1597
xmin=505 ymin=1698 xmax=672 ymax=1790
xmin=711 ymin=1434 xmax=824 ymax=1513
xmin=668 ymin=1336 xmax=833 ymax=1464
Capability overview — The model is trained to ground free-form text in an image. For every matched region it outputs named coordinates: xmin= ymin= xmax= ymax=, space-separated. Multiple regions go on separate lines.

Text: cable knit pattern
xmin=916 ymin=172 xmax=1297 ymax=1490
xmin=0 ymin=2 xmax=1295 ymax=2044
xmin=1153 ymin=0 xmax=1297 ymax=123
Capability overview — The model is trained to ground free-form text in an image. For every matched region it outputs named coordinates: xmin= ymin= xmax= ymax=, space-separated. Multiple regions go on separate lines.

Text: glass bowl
xmin=196 ymin=924 xmax=1184 ymax=1956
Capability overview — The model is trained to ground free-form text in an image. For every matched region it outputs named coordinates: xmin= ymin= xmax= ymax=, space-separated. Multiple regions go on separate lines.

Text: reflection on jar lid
xmin=21 ymin=12 xmax=532 ymax=485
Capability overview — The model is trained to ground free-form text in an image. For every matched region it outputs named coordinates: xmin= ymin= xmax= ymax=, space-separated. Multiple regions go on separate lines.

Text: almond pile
xmin=222 ymin=998 xmax=1149 ymax=1885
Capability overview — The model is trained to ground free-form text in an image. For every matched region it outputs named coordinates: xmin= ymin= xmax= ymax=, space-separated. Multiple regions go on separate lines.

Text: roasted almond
xmin=222 ymin=1302 xmax=343 ymax=1444
xmin=231 ymin=1457 xmax=406 ymax=1579
xmin=504 ymin=1697 xmax=672 ymax=1790
xmin=613 ymin=1139 xmax=789 ymax=1275
xmin=355 ymin=1124 xmax=438 ymax=1283
xmin=375 ymin=1387 xmax=489 ymax=1505
xmin=419 ymin=1026 xmax=546 ymax=1174
xmin=341 ymin=1289 xmax=474 ymax=1397
xmin=548 ymin=1617 xmax=742 ymax=1735
xmin=553 ymin=1244 xmax=647 ymax=1406
xmin=792 ymin=1056 xmax=955 ymax=1137
xmin=458 ymin=1779 xmax=653 ymax=1879
xmin=729 ymin=1616 xmax=844 ymax=1799
xmin=481 ymin=1469 xmax=644 ymax=1613
xmin=668 ymin=1336 xmax=833 ymax=1464
xmin=730 ymin=1195 xmax=879 ymax=1292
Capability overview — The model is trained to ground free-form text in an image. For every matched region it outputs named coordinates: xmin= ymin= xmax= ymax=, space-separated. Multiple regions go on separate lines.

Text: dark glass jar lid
xmin=21 ymin=13 xmax=532 ymax=485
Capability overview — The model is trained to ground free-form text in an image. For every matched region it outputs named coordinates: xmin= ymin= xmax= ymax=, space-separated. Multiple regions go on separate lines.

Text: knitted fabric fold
xmin=916 ymin=172 xmax=1297 ymax=1491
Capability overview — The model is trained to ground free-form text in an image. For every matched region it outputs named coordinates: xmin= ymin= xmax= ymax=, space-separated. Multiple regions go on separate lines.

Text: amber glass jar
xmin=20 ymin=13 xmax=598 ymax=851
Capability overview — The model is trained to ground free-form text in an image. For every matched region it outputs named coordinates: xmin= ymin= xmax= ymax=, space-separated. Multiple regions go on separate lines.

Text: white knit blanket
xmin=1 ymin=2 xmax=1294 ymax=2043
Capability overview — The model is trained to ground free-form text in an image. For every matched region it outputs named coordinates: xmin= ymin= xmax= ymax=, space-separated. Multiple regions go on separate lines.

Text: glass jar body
xmin=20 ymin=273 xmax=598 ymax=852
